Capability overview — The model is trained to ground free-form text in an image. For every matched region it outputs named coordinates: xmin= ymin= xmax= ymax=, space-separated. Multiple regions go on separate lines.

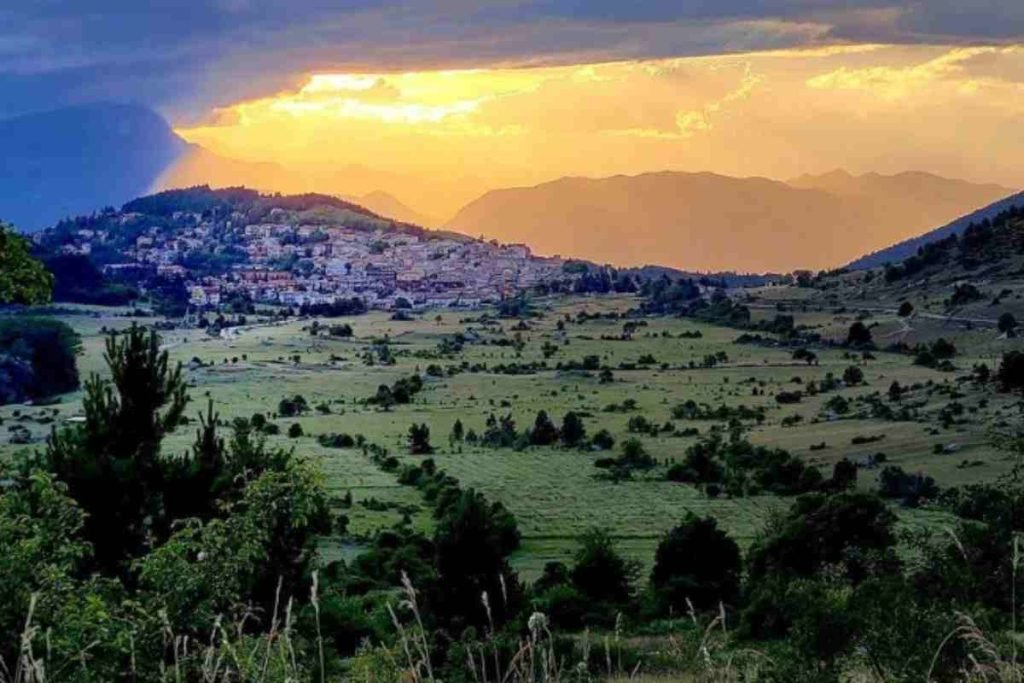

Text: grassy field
xmin=2 ymin=292 xmax=1019 ymax=579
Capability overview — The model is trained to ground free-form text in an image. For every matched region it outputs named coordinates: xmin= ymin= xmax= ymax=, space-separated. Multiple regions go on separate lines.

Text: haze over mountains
xmin=446 ymin=171 xmax=1014 ymax=273
xmin=2 ymin=103 xmax=1016 ymax=273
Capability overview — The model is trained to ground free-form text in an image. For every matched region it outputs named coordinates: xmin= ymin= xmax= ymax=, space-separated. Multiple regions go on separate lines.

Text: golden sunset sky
xmin=172 ymin=43 xmax=1024 ymax=219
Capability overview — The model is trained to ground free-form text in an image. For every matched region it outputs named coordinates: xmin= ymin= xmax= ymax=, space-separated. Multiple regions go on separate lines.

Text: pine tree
xmin=45 ymin=325 xmax=188 ymax=574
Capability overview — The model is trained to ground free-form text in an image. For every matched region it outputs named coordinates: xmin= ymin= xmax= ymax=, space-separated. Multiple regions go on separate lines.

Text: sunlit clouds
xmin=173 ymin=43 xmax=1024 ymax=219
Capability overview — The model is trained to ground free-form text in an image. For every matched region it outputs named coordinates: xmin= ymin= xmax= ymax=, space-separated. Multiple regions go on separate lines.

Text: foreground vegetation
xmin=2 ymin=228 xmax=1024 ymax=679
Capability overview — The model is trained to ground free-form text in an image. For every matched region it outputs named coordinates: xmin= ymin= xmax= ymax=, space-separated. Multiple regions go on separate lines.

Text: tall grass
xmin=6 ymin=564 xmax=1024 ymax=682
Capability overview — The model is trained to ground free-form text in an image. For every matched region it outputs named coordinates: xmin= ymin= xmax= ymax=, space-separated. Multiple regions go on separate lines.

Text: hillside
xmin=0 ymin=104 xmax=188 ymax=231
xmin=30 ymin=185 xmax=591 ymax=313
xmin=745 ymin=201 xmax=1024 ymax=352
xmin=847 ymin=191 xmax=1024 ymax=269
xmin=445 ymin=171 xmax=1012 ymax=273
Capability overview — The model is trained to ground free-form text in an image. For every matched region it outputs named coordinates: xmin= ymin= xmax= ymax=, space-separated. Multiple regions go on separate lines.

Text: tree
xmin=0 ymin=223 xmax=52 ymax=305
xmin=997 ymin=351 xmax=1024 ymax=392
xmin=846 ymin=321 xmax=873 ymax=347
xmin=429 ymin=489 xmax=522 ymax=630
xmin=827 ymin=458 xmax=858 ymax=492
xmin=843 ymin=365 xmax=864 ymax=386
xmin=998 ymin=312 xmax=1018 ymax=337
xmin=897 ymin=301 xmax=914 ymax=317
xmin=792 ymin=348 xmax=817 ymax=365
xmin=529 ymin=410 xmax=559 ymax=446
xmin=0 ymin=317 xmax=81 ymax=405
xmin=287 ymin=422 xmax=304 ymax=438
xmin=651 ymin=514 xmax=741 ymax=613
xmin=571 ymin=529 xmax=638 ymax=609
xmin=747 ymin=492 xmax=898 ymax=588
xmin=888 ymin=381 xmax=903 ymax=402
xmin=373 ymin=384 xmax=395 ymax=411
xmin=450 ymin=418 xmax=465 ymax=444
xmin=408 ymin=423 xmax=433 ymax=454
xmin=278 ymin=394 xmax=309 ymax=417
xmin=45 ymin=325 xmax=188 ymax=574
xmin=560 ymin=411 xmax=586 ymax=447
xmin=591 ymin=429 xmax=615 ymax=451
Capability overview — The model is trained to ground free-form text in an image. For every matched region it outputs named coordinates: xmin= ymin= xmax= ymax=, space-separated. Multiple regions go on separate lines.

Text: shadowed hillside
xmin=0 ymin=104 xmax=187 ymax=231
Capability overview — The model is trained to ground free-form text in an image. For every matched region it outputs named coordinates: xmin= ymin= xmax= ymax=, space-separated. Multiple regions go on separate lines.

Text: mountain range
xmin=445 ymin=171 xmax=1014 ymax=273
xmin=1 ymin=103 xmax=1017 ymax=273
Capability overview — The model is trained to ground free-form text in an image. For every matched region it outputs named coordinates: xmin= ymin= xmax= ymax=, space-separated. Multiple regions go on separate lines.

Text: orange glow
xmin=172 ymin=44 xmax=1024 ymax=223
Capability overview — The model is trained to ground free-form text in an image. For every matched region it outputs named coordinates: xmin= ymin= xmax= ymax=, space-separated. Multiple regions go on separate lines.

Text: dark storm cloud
xmin=1 ymin=1 xmax=1021 ymax=120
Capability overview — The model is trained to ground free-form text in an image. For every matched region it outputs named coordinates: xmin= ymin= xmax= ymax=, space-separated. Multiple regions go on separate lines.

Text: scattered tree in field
xmin=408 ymin=423 xmax=433 ymax=454
xmin=792 ymin=348 xmax=817 ymax=365
xmin=450 ymin=418 xmax=464 ymax=444
xmin=846 ymin=321 xmax=873 ymax=347
xmin=996 ymin=351 xmax=1024 ymax=392
xmin=998 ymin=312 xmax=1017 ymax=337
xmin=590 ymin=429 xmax=615 ymax=451
xmin=373 ymin=384 xmax=395 ymax=411
xmin=529 ymin=410 xmax=559 ymax=446
xmin=897 ymin=301 xmax=914 ymax=317
xmin=287 ymin=423 xmax=304 ymax=438
xmin=278 ymin=394 xmax=309 ymax=417
xmin=560 ymin=411 xmax=587 ymax=447
xmin=842 ymin=365 xmax=864 ymax=386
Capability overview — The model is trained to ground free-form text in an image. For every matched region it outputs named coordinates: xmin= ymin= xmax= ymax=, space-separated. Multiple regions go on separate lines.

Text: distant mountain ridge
xmin=0 ymin=103 xmax=188 ymax=231
xmin=846 ymin=191 xmax=1024 ymax=270
xmin=445 ymin=171 xmax=1013 ymax=273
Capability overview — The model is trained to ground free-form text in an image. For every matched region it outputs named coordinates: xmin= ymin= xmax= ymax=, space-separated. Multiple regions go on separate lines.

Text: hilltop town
xmin=33 ymin=187 xmax=581 ymax=312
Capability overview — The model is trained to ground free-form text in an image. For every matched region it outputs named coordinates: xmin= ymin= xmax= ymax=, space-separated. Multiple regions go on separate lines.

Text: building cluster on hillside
xmin=53 ymin=211 xmax=570 ymax=310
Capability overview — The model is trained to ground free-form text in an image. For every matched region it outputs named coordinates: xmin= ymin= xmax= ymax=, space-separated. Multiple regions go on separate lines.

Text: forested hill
xmin=873 ymin=204 xmax=1024 ymax=284
xmin=806 ymin=203 xmax=1024 ymax=322
xmin=847 ymin=190 xmax=1024 ymax=270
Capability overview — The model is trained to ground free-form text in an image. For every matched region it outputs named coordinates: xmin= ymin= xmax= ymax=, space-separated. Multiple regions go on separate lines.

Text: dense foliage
xmin=0 ymin=222 xmax=52 ymax=305
xmin=0 ymin=317 xmax=80 ymax=404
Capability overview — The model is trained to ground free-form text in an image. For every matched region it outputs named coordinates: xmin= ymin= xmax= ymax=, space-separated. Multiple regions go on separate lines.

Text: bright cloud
xmin=174 ymin=44 xmax=1024 ymax=219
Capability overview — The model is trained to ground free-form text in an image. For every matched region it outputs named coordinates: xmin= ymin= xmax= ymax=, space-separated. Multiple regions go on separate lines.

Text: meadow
xmin=1 ymin=292 xmax=1017 ymax=579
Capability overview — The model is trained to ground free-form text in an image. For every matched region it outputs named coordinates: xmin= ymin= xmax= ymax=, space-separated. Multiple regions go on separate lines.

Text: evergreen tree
xmin=409 ymin=423 xmax=433 ymax=454
xmin=530 ymin=410 xmax=559 ymax=446
xmin=560 ymin=411 xmax=586 ymax=447
xmin=45 ymin=325 xmax=188 ymax=574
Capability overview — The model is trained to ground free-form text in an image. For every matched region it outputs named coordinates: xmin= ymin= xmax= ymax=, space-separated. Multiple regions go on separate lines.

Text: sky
xmin=4 ymin=1 xmax=1024 ymax=219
